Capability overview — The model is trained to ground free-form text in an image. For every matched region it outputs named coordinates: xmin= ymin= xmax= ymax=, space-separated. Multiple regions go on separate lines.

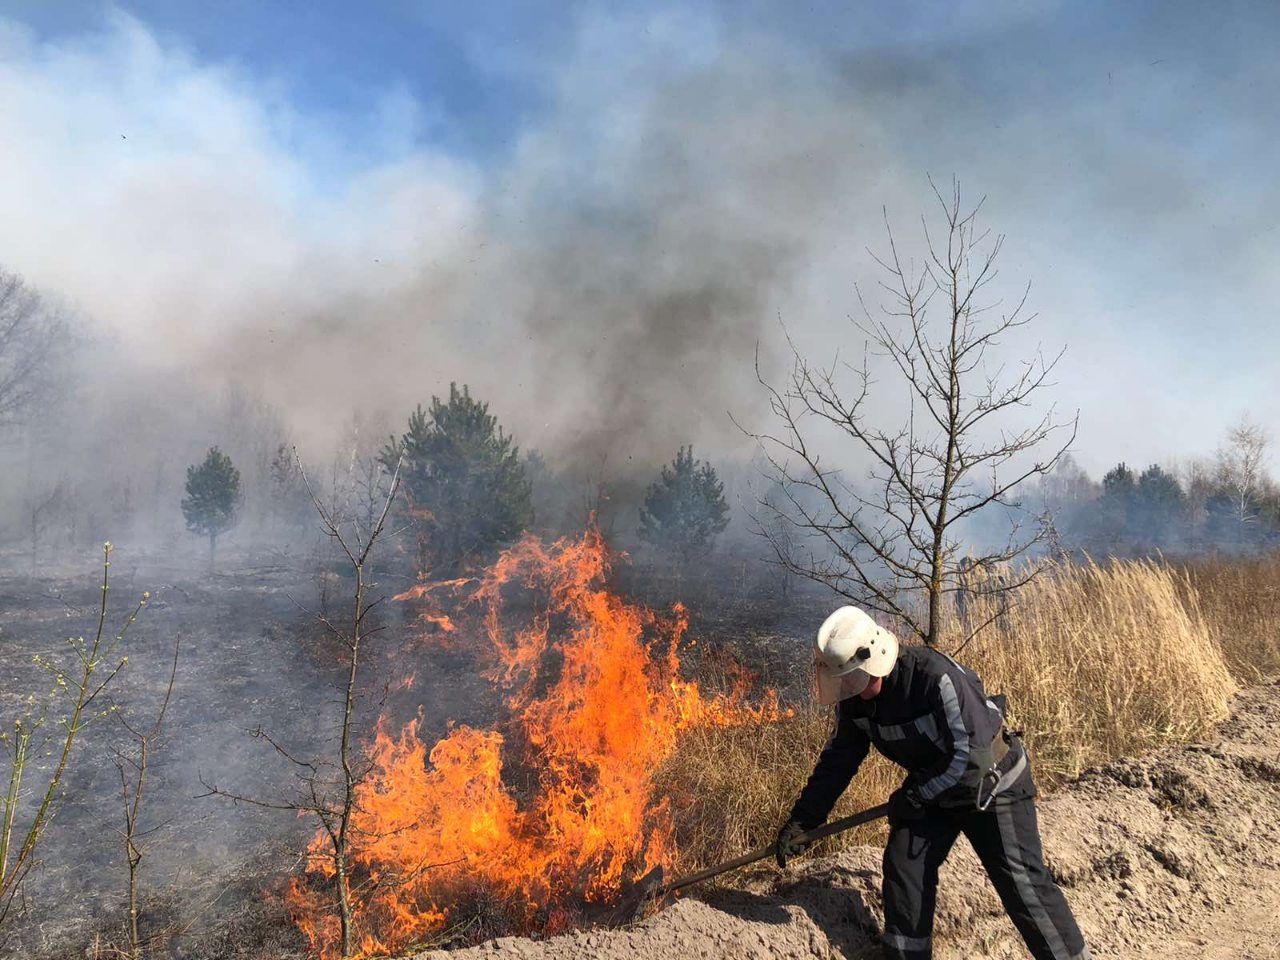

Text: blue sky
xmin=5 ymin=0 xmax=575 ymax=158
xmin=1 ymin=1 xmax=1277 ymax=474
xmin=14 ymin=1 xmax=1269 ymax=166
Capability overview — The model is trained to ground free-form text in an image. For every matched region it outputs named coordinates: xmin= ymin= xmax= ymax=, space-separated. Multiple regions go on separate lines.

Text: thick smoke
xmin=0 ymin=9 xmax=1041 ymax=479
xmin=1 ymin=4 xmax=1279 ymax=522
xmin=194 ymin=13 xmax=919 ymax=469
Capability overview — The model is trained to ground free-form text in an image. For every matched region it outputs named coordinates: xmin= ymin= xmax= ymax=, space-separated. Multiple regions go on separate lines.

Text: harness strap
xmin=977 ymin=726 xmax=1027 ymax=810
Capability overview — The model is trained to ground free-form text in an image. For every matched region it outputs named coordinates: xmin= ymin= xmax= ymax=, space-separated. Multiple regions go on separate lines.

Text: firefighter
xmin=775 ymin=606 xmax=1091 ymax=960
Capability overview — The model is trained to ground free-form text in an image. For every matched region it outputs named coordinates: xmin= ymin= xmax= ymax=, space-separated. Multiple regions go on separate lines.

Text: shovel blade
xmin=603 ymin=865 xmax=667 ymax=927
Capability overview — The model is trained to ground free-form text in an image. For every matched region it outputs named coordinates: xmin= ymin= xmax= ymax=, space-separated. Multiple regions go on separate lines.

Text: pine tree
xmin=1101 ymin=462 xmax=1136 ymax=498
xmin=1134 ymin=464 xmax=1186 ymax=547
xmin=268 ymin=442 xmax=310 ymax=533
xmin=638 ymin=445 xmax=729 ymax=570
xmin=380 ymin=384 xmax=533 ymax=572
xmin=181 ymin=447 xmax=241 ymax=568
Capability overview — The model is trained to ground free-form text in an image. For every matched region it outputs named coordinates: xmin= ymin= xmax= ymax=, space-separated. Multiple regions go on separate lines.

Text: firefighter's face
xmin=858 ymin=675 xmax=884 ymax=700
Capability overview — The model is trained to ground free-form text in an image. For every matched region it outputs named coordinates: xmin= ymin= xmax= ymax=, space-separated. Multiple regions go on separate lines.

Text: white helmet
xmin=814 ymin=606 xmax=899 ymax=704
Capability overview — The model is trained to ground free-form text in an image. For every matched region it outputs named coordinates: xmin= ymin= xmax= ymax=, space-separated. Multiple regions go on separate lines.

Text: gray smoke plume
xmin=1 ymin=3 xmax=1278 ymax=499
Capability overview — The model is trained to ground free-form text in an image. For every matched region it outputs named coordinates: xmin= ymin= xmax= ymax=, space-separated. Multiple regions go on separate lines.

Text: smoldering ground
xmin=0 ymin=540 xmax=515 ymax=957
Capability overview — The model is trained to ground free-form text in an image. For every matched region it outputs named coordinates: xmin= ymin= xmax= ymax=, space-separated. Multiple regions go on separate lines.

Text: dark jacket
xmin=789 ymin=646 xmax=1031 ymax=830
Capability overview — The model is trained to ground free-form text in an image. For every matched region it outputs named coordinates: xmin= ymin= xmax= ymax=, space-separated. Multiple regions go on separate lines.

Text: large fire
xmin=286 ymin=528 xmax=787 ymax=958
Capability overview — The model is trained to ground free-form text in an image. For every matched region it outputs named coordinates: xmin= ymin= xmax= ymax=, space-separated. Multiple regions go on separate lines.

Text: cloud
xmin=0 ymin=11 xmax=479 ymax=384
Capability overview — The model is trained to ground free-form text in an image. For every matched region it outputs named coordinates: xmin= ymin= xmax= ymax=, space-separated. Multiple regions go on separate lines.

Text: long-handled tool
xmin=612 ymin=801 xmax=890 ymax=925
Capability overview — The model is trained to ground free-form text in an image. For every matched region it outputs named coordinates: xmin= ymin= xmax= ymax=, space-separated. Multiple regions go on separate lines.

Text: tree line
xmin=180 ymin=383 xmax=731 ymax=577
xmin=0 ymin=263 xmax=732 ymax=574
xmin=1039 ymin=420 xmax=1280 ymax=556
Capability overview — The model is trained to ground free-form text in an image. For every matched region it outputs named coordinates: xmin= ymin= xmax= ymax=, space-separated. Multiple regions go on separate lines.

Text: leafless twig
xmin=110 ymin=635 xmax=181 ymax=959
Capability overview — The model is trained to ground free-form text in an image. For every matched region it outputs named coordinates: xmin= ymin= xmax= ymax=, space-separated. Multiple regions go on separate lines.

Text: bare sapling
xmin=747 ymin=179 xmax=1077 ymax=647
xmin=0 ymin=543 xmax=146 ymax=933
xmin=26 ymin=480 xmax=67 ymax=571
xmin=199 ymin=450 xmax=403 ymax=959
xmin=302 ymin=450 xmax=403 ymax=957
xmin=110 ymin=635 xmax=181 ymax=960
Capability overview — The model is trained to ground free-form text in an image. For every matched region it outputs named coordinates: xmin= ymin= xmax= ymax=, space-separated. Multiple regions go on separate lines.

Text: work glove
xmin=774 ymin=819 xmax=811 ymax=868
xmin=888 ymin=785 xmax=926 ymax=824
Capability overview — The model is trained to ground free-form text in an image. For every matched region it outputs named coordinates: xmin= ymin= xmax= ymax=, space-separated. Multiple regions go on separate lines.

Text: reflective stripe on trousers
xmin=883 ymin=931 xmax=931 ymax=958
xmin=881 ymin=793 xmax=1090 ymax=960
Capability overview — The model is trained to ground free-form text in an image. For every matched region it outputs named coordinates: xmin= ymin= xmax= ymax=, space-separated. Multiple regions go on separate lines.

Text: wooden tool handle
xmin=659 ymin=801 xmax=891 ymax=895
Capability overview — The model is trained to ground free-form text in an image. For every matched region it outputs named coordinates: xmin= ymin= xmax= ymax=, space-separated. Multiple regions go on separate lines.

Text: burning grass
xmin=660 ymin=557 xmax=1241 ymax=874
xmin=285 ymin=528 xmax=788 ymax=959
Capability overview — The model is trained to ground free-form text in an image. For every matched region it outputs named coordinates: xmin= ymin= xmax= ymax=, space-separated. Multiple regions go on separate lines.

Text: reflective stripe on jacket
xmin=789 ymin=646 xmax=1030 ymax=830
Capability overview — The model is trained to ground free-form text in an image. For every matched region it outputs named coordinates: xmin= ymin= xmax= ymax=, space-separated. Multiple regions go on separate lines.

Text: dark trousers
xmin=881 ymin=796 xmax=1090 ymax=960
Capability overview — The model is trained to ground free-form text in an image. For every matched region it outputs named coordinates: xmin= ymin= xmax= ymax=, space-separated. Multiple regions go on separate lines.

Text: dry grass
xmin=662 ymin=555 xmax=1253 ymax=873
xmin=1179 ymin=553 xmax=1280 ymax=682
xmin=951 ymin=558 xmax=1236 ymax=786
xmin=655 ymin=704 xmax=903 ymax=874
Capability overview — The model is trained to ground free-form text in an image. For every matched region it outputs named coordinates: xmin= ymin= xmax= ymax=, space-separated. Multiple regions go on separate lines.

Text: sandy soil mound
xmin=413 ymin=678 xmax=1280 ymax=959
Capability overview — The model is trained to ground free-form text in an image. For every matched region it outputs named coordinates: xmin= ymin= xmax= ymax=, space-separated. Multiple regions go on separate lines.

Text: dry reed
xmin=1179 ymin=553 xmax=1280 ymax=681
xmin=950 ymin=558 xmax=1236 ymax=785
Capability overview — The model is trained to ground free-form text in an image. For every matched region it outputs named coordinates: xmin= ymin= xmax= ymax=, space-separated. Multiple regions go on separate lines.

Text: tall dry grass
xmin=1179 ymin=553 xmax=1280 ymax=681
xmin=661 ymin=556 xmax=1245 ymax=873
xmin=949 ymin=558 xmax=1235 ymax=785
xmin=654 ymin=705 xmax=904 ymax=873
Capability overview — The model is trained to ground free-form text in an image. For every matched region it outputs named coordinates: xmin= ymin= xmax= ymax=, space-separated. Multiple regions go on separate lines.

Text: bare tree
xmin=747 ymin=181 xmax=1076 ymax=647
xmin=269 ymin=441 xmax=312 ymax=538
xmin=1180 ymin=457 xmax=1217 ymax=544
xmin=26 ymin=480 xmax=68 ymax=570
xmin=1215 ymin=417 xmax=1269 ymax=528
xmin=1035 ymin=452 xmax=1098 ymax=515
xmin=110 ymin=637 xmax=181 ymax=960
xmin=199 ymin=451 xmax=403 ymax=959
xmin=0 ymin=266 xmax=72 ymax=426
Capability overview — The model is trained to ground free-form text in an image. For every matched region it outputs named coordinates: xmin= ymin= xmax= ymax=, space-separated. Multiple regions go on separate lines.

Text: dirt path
xmin=1142 ymin=864 xmax=1280 ymax=959
xmin=413 ymin=678 xmax=1280 ymax=959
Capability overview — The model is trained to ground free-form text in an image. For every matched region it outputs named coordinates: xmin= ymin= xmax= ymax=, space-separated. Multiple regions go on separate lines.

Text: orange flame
xmin=392 ymin=577 xmax=471 ymax=638
xmin=286 ymin=527 xmax=787 ymax=958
